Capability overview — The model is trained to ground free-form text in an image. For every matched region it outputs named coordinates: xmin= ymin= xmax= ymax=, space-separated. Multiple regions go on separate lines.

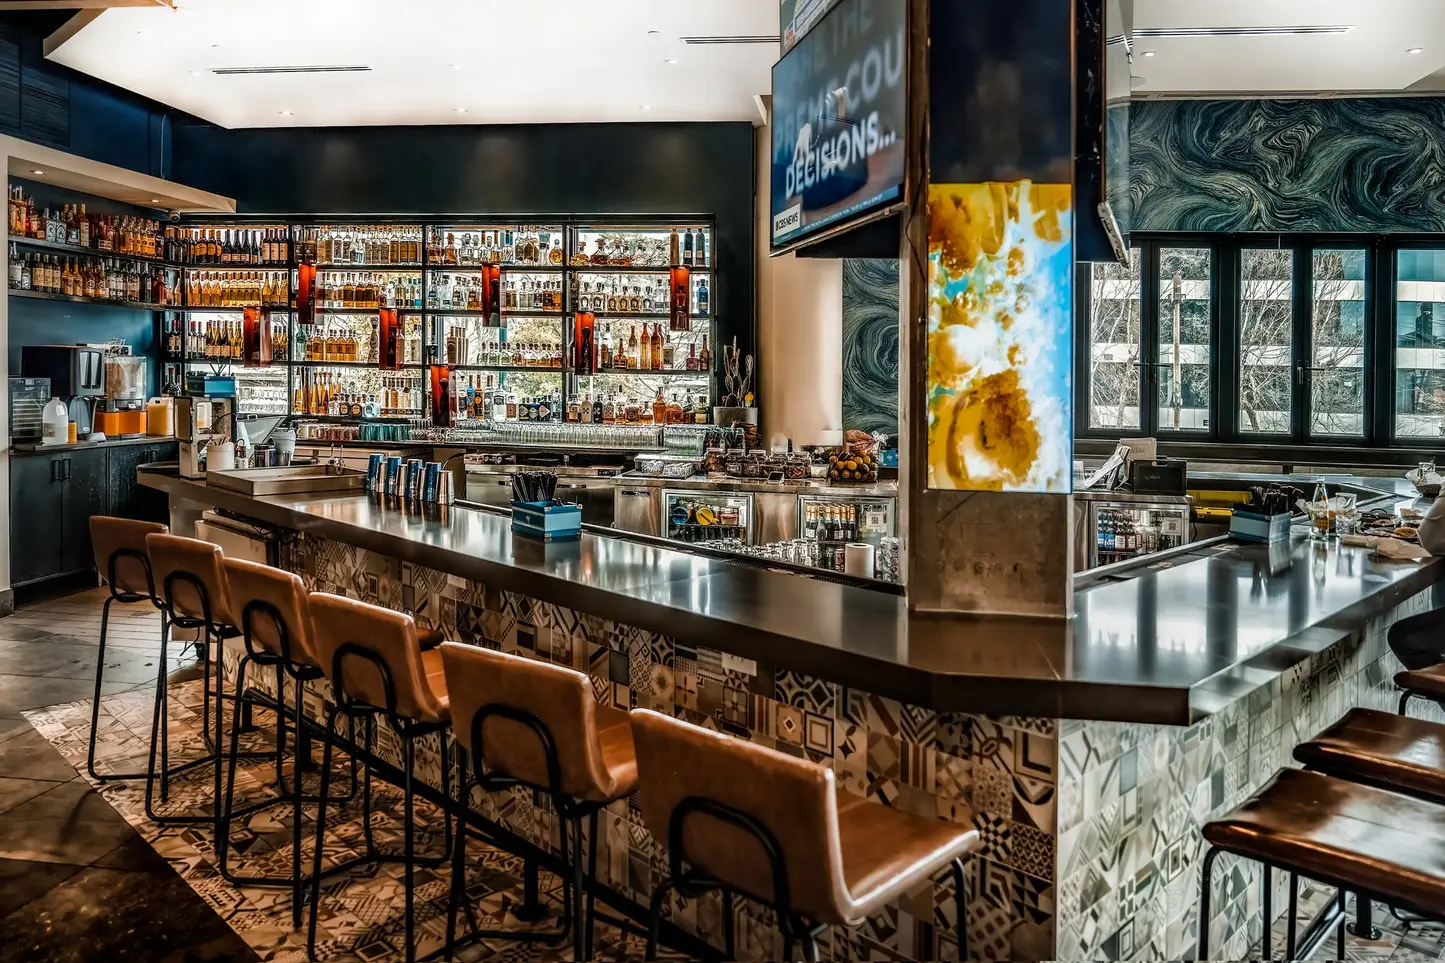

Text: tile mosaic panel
xmin=273 ymin=532 xmax=1060 ymax=960
xmin=1056 ymin=589 xmax=1445 ymax=961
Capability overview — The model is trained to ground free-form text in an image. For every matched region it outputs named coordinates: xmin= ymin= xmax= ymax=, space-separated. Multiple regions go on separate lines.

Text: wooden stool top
xmin=1295 ymin=707 xmax=1445 ymax=806
xmin=1205 ymin=768 xmax=1445 ymax=916
xmin=308 ymin=593 xmax=449 ymax=725
xmin=1397 ymin=664 xmax=1445 ymax=700
xmin=145 ymin=532 xmax=238 ymax=627
xmin=223 ymin=558 xmax=318 ymax=668
xmin=89 ymin=516 xmax=166 ymax=598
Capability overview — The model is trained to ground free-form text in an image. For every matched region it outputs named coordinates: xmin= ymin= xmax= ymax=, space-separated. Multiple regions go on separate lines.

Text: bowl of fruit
xmin=827 ymin=450 xmax=878 ymax=483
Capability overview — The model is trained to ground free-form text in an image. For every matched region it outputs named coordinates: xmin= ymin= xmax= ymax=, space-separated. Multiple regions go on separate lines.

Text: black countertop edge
xmin=12 ymin=436 xmax=177 ymax=455
xmin=140 ymin=469 xmax=1445 ymax=725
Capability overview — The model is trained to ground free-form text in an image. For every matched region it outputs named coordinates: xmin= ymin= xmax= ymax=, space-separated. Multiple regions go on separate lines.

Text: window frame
xmin=1075 ymin=231 xmax=1424 ymax=449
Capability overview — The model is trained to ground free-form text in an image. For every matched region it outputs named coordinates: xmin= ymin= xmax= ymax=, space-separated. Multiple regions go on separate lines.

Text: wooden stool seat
xmin=1295 ymin=707 xmax=1445 ymax=805
xmin=1397 ymin=664 xmax=1445 ymax=699
xmin=835 ymin=791 xmax=979 ymax=920
xmin=1205 ymin=768 xmax=1445 ymax=917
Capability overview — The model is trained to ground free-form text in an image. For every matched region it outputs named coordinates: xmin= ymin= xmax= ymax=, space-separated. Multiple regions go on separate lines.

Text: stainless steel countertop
xmin=140 ymin=466 xmax=1444 ymax=725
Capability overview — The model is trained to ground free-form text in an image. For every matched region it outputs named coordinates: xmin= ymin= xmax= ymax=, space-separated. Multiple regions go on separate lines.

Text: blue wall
xmin=1130 ymin=98 xmax=1445 ymax=233
xmin=9 ymin=298 xmax=158 ymax=394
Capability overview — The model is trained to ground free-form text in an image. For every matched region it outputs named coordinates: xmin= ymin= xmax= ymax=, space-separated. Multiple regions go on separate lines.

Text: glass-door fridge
xmin=660 ymin=490 xmax=754 ymax=544
xmin=1074 ymin=493 xmax=1192 ymax=569
xmin=795 ymin=493 xmax=897 ymax=574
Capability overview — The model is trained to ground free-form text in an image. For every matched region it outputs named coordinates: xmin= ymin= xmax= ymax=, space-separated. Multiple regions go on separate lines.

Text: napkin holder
xmin=1230 ymin=508 xmax=1292 ymax=544
xmin=511 ymin=500 xmax=582 ymax=542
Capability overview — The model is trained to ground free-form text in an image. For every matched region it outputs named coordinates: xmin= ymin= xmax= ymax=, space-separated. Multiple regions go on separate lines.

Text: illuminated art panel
xmin=926 ymin=182 xmax=1073 ymax=492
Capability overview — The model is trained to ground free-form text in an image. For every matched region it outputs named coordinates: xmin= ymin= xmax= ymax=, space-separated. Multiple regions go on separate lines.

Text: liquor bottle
xmin=662 ymin=335 xmax=676 ymax=370
xmin=629 ymin=325 xmax=641 ymax=370
xmin=696 ymin=278 xmax=709 ymax=316
xmin=669 ymin=229 xmax=681 ymax=266
xmin=652 ymin=389 xmax=666 ymax=425
xmin=650 ymin=324 xmax=663 ymax=370
xmin=683 ymin=229 xmax=694 ymax=266
xmin=699 ymin=334 xmax=712 ymax=371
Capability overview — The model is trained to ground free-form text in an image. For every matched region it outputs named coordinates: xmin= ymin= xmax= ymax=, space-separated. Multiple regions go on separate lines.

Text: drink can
xmin=405 ymin=459 xmax=423 ymax=500
xmin=367 ymin=453 xmax=384 ymax=491
xmin=384 ymin=456 xmax=403 ymax=496
xmin=423 ymin=461 xmax=441 ymax=502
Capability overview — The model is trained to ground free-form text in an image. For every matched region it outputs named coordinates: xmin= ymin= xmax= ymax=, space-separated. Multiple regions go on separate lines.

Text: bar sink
xmin=206 ymin=465 xmax=369 ymax=496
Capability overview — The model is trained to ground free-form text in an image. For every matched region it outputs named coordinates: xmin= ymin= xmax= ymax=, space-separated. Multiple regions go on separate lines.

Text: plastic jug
xmin=40 ymin=396 xmax=68 ymax=446
xmin=145 ymin=396 xmax=175 ymax=437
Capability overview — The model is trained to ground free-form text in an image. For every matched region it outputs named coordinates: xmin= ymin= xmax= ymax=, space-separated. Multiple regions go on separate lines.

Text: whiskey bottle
xmin=650 ymin=324 xmax=663 ymax=370
xmin=669 ymin=229 xmax=681 ymax=266
xmin=683 ymin=229 xmax=694 ymax=266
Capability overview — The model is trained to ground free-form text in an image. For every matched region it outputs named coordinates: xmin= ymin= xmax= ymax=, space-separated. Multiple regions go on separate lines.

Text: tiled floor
xmin=0 ymin=588 xmax=252 ymax=963
xmin=8 ymin=589 xmax=667 ymax=962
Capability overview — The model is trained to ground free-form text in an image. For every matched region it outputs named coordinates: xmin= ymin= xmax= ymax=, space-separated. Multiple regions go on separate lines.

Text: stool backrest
xmin=90 ymin=516 xmax=166 ymax=598
xmin=629 ymin=708 xmax=848 ymax=922
xmin=307 ymin=593 xmax=445 ymax=724
xmin=222 ymin=558 xmax=317 ymax=666
xmin=144 ymin=533 xmax=237 ymax=626
xmin=440 ymin=643 xmax=624 ymax=802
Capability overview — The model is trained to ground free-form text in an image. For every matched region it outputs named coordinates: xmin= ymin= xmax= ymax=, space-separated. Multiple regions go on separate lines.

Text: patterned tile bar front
xmin=231 ymin=532 xmax=1061 ymax=961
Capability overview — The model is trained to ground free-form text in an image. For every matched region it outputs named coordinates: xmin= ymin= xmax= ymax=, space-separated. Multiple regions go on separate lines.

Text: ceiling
xmin=42 ymin=0 xmax=780 ymax=128
xmin=1128 ymin=0 xmax=1445 ymax=97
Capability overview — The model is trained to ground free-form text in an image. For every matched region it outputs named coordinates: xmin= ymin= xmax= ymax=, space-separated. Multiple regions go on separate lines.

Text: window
xmin=1238 ymin=248 xmax=1293 ymax=434
xmin=1311 ymin=248 xmax=1366 ymax=436
xmin=1395 ymin=249 xmax=1445 ymax=439
xmin=1086 ymin=252 xmax=1141 ymax=429
xmin=1157 ymin=247 xmax=1211 ymax=431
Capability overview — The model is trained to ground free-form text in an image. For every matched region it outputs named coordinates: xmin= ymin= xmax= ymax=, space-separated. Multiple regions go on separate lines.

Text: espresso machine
xmin=175 ymin=395 xmax=234 ymax=479
xmin=20 ymin=344 xmax=105 ymax=436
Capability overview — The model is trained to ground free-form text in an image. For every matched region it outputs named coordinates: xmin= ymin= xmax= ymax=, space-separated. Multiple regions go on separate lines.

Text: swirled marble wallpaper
xmin=841 ymin=258 xmax=900 ymax=441
xmin=1132 ymin=98 xmax=1445 ymax=233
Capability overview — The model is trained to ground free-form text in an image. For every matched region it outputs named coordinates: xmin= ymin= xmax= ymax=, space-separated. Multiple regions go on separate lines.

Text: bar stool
xmin=1395 ymin=664 xmax=1445 ymax=715
xmin=218 ymin=558 xmax=369 ymax=916
xmin=1198 ymin=768 xmax=1445 ymax=961
xmin=143 ymin=532 xmax=246 ymax=833
xmin=438 ymin=643 xmax=639 ymax=962
xmin=305 ymin=593 xmax=454 ymax=963
xmin=629 ymin=708 xmax=981 ymax=963
xmin=86 ymin=516 xmax=167 ymax=783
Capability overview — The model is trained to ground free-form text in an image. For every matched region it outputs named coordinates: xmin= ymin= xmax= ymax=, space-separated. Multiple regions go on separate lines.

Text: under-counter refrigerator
xmin=660 ymin=489 xmax=755 ymax=544
xmin=798 ymin=493 xmax=896 ymax=545
xmin=1073 ymin=492 xmax=1192 ymax=570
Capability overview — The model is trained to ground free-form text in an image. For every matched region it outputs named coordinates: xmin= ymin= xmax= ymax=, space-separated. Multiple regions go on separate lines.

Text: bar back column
xmin=901 ymin=0 xmax=1078 ymax=617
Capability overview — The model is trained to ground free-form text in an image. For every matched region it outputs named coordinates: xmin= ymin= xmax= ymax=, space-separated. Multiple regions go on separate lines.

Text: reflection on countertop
xmin=139 ymin=467 xmax=1444 ymax=726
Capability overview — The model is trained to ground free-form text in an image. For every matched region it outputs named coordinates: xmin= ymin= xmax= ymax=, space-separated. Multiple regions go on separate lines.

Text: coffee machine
xmin=20 ymin=344 xmax=105 ymax=436
xmin=175 ymin=395 xmax=234 ymax=479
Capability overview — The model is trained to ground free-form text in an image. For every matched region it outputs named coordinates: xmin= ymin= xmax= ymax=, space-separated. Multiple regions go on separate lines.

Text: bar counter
xmin=139 ymin=467 xmax=1437 ymax=725
xmin=138 ymin=467 xmax=1443 ymax=961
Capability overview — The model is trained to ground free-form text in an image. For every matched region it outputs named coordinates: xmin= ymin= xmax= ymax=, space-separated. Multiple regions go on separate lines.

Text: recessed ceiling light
xmin=30 ymin=170 xmax=43 ymax=175
xmin=664 ymin=58 xmax=678 ymax=65
xmin=455 ymin=107 xmax=468 ymax=113
xmin=148 ymin=198 xmax=160 ymax=203
xmin=1409 ymin=47 xmax=1425 ymax=54
xmin=449 ymin=64 xmax=461 ymax=70
xmin=279 ymin=110 xmax=293 ymax=116
xmin=640 ymin=104 xmax=652 ymax=110
xmin=189 ymin=70 xmax=201 ymax=76
xmin=1142 ymin=50 xmax=1157 ymax=57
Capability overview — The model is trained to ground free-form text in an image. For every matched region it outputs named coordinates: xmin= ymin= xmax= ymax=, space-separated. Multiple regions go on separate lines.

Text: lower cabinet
xmin=10 ymin=441 xmax=179 ymax=588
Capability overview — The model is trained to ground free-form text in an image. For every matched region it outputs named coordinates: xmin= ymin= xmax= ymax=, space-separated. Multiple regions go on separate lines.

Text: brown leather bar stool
xmin=1395 ymin=663 xmax=1445 ymax=715
xmin=306 ymin=593 xmax=454 ymax=963
xmin=143 ymin=532 xmax=250 ymax=834
xmin=85 ymin=516 xmax=167 ymax=783
xmin=438 ymin=643 xmax=638 ymax=962
xmin=217 ymin=558 xmax=367 ymax=915
xmin=630 ymin=708 xmax=981 ymax=963
xmin=1198 ymin=768 xmax=1445 ymax=961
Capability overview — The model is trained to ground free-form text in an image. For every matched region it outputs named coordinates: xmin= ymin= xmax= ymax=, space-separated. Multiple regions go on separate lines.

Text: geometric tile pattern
xmin=280 ymin=532 xmax=1062 ymax=960
xmin=1056 ymin=587 xmax=1445 ymax=962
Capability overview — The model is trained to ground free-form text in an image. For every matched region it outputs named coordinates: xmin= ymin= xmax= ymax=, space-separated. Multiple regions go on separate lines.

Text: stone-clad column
xmin=900 ymin=0 xmax=1080 ymax=617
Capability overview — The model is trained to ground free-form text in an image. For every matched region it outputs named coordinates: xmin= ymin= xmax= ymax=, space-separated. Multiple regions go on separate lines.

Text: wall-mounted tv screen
xmin=769 ymin=0 xmax=906 ymax=256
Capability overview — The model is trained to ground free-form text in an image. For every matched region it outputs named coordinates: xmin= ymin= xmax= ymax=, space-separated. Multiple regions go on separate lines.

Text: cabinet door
xmin=10 ymin=455 xmax=64 ymax=585
xmin=107 ymin=444 xmax=147 ymax=520
xmin=61 ymin=448 xmax=109 ymax=575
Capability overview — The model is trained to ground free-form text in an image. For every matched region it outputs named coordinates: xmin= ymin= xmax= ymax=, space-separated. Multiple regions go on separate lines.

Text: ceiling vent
xmin=1133 ymin=25 xmax=1354 ymax=39
xmin=681 ymin=36 xmax=781 ymax=45
xmin=211 ymin=65 xmax=372 ymax=76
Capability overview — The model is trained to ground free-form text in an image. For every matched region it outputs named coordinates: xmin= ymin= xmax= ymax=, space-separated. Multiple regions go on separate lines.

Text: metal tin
xmin=384 ymin=456 xmax=403 ymax=496
xmin=404 ymin=459 xmax=424 ymax=500
xmin=367 ymin=453 xmax=384 ymax=491
xmin=423 ymin=461 xmax=441 ymax=502
xmin=437 ymin=471 xmax=455 ymax=505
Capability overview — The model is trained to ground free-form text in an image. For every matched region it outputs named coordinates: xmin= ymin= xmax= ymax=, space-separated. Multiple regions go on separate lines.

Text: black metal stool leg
xmin=585 ymin=809 xmax=599 ymax=960
xmin=1286 ymin=872 xmax=1298 ymax=960
xmin=953 ymin=856 xmax=969 ymax=961
xmin=403 ymin=732 xmax=417 ymax=963
xmin=1350 ymin=894 xmax=1379 ymax=940
xmin=219 ymin=654 xmax=249 ymax=881
xmin=1336 ymin=890 xmax=1347 ymax=960
xmin=307 ymin=708 xmax=339 ymax=958
xmin=513 ymin=858 xmax=549 ymax=922
xmin=1199 ymin=845 xmax=1219 ymax=960
xmin=1262 ymin=863 xmax=1272 ymax=961
xmin=723 ymin=890 xmax=735 ymax=961
xmin=291 ymin=674 xmax=306 ymax=928
xmin=644 ymin=879 xmax=673 ymax=961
